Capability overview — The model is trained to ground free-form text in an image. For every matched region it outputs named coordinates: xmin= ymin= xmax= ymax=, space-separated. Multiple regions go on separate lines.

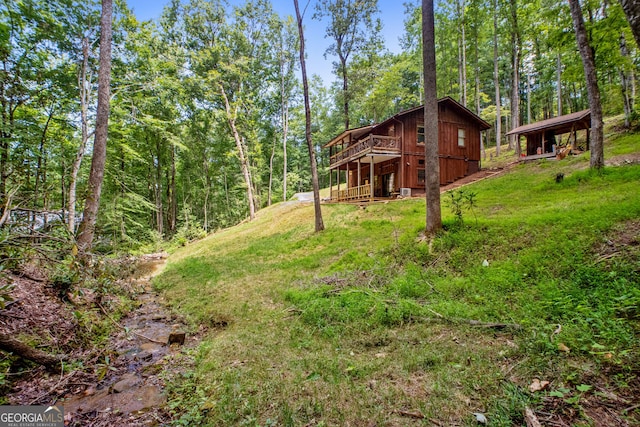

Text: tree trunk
xmin=619 ymin=33 xmax=632 ymax=129
xmin=0 ymin=332 xmax=64 ymax=371
xmin=620 ymin=0 xmax=640 ymax=48
xmin=154 ymin=142 xmax=164 ymax=235
xmin=457 ymin=0 xmax=467 ymax=107
xmin=76 ymin=0 xmax=113 ymax=252
xmin=219 ymin=85 xmax=256 ymax=221
xmin=69 ymin=37 xmax=91 ymax=233
xmin=493 ymin=0 xmax=501 ymax=156
xmin=509 ymin=0 xmax=520 ymax=152
xmin=168 ymin=143 xmax=177 ymax=233
xmin=423 ymin=0 xmax=442 ymax=234
xmin=268 ymin=138 xmax=275 ymax=206
xmin=556 ymin=52 xmax=563 ymax=116
xmin=282 ymin=85 xmax=289 ymax=202
xmin=294 ymin=0 xmax=324 ymax=233
xmin=568 ymin=0 xmax=604 ymax=169
xmin=341 ymin=53 xmax=350 ymax=130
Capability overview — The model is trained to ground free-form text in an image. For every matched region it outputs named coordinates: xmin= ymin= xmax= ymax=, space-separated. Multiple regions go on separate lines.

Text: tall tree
xmin=315 ymin=0 xmax=381 ymax=130
xmin=493 ymin=0 xmax=501 ymax=156
xmin=508 ymin=0 xmax=521 ymax=153
xmin=423 ymin=0 xmax=441 ymax=234
xmin=620 ymin=0 xmax=640 ymax=48
xmin=294 ymin=0 xmax=324 ymax=233
xmin=76 ymin=0 xmax=113 ymax=251
xmin=568 ymin=0 xmax=604 ymax=169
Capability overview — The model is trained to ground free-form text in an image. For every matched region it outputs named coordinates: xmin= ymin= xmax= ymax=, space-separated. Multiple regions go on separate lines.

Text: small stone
xmin=112 ymin=373 xmax=140 ymax=394
xmin=136 ymin=351 xmax=153 ymax=362
xmin=167 ymin=331 xmax=186 ymax=346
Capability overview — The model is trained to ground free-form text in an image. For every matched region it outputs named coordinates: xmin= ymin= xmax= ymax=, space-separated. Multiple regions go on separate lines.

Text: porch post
xmin=329 ymin=167 xmax=333 ymax=200
xmin=337 ymin=168 xmax=341 ymax=200
xmin=346 ymin=162 xmax=350 ymax=192
xmin=369 ymin=156 xmax=374 ymax=202
xmin=357 ymin=158 xmax=361 ymax=198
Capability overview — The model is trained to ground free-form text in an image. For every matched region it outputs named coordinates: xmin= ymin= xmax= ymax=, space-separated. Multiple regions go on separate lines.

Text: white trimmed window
xmin=458 ymin=128 xmax=466 ymax=147
xmin=417 ymin=125 xmax=425 ymax=145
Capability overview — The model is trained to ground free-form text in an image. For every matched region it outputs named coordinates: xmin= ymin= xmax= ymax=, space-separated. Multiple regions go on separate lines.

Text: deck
xmin=329 ymin=135 xmax=400 ymax=168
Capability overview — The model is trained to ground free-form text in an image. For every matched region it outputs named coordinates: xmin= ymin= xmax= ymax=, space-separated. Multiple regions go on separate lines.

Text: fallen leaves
xmin=529 ymin=378 xmax=550 ymax=393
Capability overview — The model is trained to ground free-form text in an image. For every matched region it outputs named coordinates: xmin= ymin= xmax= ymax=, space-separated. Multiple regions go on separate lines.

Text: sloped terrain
xmin=155 ymin=129 xmax=640 ymax=426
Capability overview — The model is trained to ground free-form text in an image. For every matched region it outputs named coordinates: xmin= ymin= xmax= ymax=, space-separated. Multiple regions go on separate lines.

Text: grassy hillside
xmin=155 ymin=126 xmax=640 ymax=426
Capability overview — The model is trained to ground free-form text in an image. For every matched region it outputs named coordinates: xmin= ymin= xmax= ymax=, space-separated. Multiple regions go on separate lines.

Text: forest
xmin=1 ymin=0 xmax=638 ymax=251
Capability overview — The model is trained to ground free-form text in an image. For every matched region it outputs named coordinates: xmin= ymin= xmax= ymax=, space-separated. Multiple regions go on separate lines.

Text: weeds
xmin=444 ymin=189 xmax=478 ymax=226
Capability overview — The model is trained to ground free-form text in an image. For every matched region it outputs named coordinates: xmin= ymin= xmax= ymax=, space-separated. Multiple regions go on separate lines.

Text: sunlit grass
xmin=156 ymin=126 xmax=640 ymax=426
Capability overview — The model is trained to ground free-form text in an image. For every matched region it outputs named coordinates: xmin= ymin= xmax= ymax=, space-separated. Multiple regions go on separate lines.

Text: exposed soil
xmin=1 ymin=254 xmax=196 ymax=426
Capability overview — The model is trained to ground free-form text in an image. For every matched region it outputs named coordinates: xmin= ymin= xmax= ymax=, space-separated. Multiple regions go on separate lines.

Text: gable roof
xmin=372 ymin=96 xmax=491 ymax=132
xmin=506 ymin=109 xmax=591 ymax=137
xmin=324 ymin=97 xmax=491 ymax=148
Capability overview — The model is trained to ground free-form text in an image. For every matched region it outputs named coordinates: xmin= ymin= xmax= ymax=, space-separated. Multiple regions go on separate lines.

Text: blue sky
xmin=125 ymin=0 xmax=413 ymax=86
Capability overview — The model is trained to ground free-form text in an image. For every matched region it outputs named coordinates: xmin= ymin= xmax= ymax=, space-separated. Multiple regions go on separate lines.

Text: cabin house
xmin=506 ymin=109 xmax=591 ymax=161
xmin=325 ymin=96 xmax=491 ymax=201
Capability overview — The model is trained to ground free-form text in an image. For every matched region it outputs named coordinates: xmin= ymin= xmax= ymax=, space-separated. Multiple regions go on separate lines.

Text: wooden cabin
xmin=325 ymin=97 xmax=491 ymax=201
xmin=506 ymin=110 xmax=591 ymax=161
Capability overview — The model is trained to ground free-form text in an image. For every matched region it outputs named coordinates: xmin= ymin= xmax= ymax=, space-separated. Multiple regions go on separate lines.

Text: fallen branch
xmin=393 ymin=409 xmax=425 ymax=419
xmin=96 ymin=302 xmax=166 ymax=345
xmin=419 ymin=309 xmax=521 ymax=330
xmin=524 ymin=407 xmax=542 ymax=427
xmin=0 ymin=332 xmax=65 ymax=371
xmin=29 ymin=369 xmax=77 ymax=405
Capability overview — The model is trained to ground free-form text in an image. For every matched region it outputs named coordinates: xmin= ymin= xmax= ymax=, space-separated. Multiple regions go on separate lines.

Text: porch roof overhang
xmin=331 ymin=151 xmax=401 ymax=170
xmin=506 ymin=109 xmax=591 ymax=138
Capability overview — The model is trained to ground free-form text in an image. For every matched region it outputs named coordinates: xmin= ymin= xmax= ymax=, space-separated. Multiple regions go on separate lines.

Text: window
xmin=417 ymin=169 xmax=425 ymax=184
xmin=417 ymin=125 xmax=425 ymax=145
xmin=418 ymin=159 xmax=425 ymax=165
xmin=457 ymin=128 xmax=466 ymax=147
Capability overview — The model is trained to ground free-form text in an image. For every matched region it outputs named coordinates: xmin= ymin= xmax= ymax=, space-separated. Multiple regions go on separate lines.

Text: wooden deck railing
xmin=331 ymin=184 xmax=372 ymax=201
xmin=329 ymin=135 xmax=399 ymax=166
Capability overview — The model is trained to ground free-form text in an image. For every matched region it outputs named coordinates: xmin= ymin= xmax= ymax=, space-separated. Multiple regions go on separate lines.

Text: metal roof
xmin=506 ymin=110 xmax=591 ymax=137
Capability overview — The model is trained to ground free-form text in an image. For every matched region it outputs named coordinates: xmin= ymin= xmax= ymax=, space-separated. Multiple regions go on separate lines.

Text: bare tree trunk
xmin=268 ymin=138 xmax=275 ymax=206
xmin=493 ymin=0 xmax=501 ymax=156
xmin=457 ymin=0 xmax=467 ymax=107
xmin=153 ymin=142 xmax=163 ymax=236
xmin=76 ymin=0 xmax=113 ymax=253
xmin=526 ymin=73 xmax=531 ymax=124
xmin=294 ymin=0 xmax=324 ymax=233
xmin=509 ymin=0 xmax=520 ymax=152
xmin=69 ymin=37 xmax=91 ymax=233
xmin=557 ymin=53 xmax=563 ymax=116
xmin=282 ymin=88 xmax=289 ymax=202
xmin=423 ymin=0 xmax=442 ymax=234
xmin=569 ymin=0 xmax=604 ymax=169
xmin=620 ymin=0 xmax=640 ymax=48
xmin=341 ymin=53 xmax=350 ymax=130
xmin=219 ymin=85 xmax=256 ymax=221
xmin=168 ymin=143 xmax=177 ymax=233
xmin=620 ymin=33 xmax=632 ymax=128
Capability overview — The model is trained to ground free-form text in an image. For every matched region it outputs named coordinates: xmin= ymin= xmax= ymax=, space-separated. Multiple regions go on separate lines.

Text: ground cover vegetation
xmin=154 ymin=126 xmax=640 ymax=425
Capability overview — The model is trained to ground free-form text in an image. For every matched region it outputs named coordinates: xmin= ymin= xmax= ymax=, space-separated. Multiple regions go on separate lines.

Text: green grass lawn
xmin=155 ymin=125 xmax=640 ymax=426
